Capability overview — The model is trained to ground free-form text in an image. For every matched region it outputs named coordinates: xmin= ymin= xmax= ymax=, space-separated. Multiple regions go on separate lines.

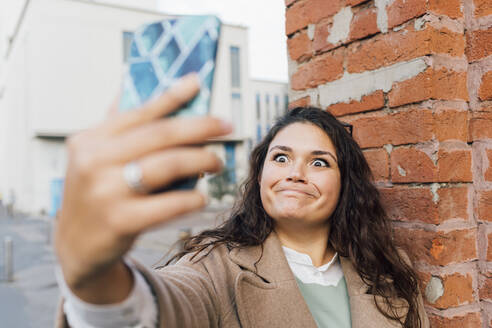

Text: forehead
xmin=269 ymin=122 xmax=336 ymax=153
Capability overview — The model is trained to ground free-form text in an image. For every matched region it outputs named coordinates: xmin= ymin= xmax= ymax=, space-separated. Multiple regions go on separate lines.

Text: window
xmin=256 ymin=94 xmax=261 ymax=119
xmin=230 ymin=46 xmax=241 ymax=88
xmin=231 ymin=93 xmax=242 ymax=135
xmin=225 ymin=142 xmax=236 ymax=184
xmin=275 ymin=95 xmax=280 ymax=117
xmin=265 ymin=94 xmax=271 ymax=129
xmin=284 ymin=94 xmax=289 ymax=112
xmin=123 ymin=31 xmax=134 ymax=63
xmin=256 ymin=93 xmax=262 ymax=142
xmin=257 ymin=124 xmax=262 ymax=142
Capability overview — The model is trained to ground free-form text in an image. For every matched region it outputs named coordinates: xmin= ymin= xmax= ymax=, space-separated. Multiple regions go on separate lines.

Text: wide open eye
xmin=312 ymin=158 xmax=329 ymax=167
xmin=274 ymin=154 xmax=289 ymax=163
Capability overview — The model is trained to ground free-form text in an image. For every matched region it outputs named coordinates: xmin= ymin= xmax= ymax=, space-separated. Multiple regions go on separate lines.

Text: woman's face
xmin=260 ymin=122 xmax=341 ymax=227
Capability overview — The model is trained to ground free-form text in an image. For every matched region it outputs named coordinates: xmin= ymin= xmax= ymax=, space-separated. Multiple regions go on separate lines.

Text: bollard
xmin=45 ymin=220 xmax=51 ymax=245
xmin=4 ymin=236 xmax=13 ymax=282
xmin=177 ymin=228 xmax=191 ymax=252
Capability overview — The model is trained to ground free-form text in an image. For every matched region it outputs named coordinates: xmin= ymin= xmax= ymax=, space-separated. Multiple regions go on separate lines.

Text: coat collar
xmin=228 ymin=231 xmax=294 ymax=283
xmin=228 ymin=231 xmax=368 ymax=295
xmin=228 ymin=231 xmax=409 ymax=328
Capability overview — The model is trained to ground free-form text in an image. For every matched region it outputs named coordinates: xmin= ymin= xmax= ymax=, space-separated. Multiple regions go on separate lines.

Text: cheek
xmin=260 ymin=163 xmax=282 ymax=187
xmin=314 ymin=173 xmax=341 ymax=199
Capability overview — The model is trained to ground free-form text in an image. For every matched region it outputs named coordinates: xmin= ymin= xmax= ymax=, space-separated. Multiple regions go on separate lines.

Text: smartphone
xmin=119 ymin=15 xmax=221 ymax=191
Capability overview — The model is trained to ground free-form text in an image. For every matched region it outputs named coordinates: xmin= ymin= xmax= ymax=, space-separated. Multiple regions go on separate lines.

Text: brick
xmin=474 ymin=0 xmax=492 ymax=17
xmin=466 ymin=28 xmax=492 ymax=62
xmin=469 ymin=112 xmax=492 ymax=141
xmin=478 ymin=190 xmax=492 ymax=222
xmin=433 ymin=69 xmax=469 ymax=101
xmin=381 ymin=187 xmax=439 ymax=224
xmin=288 ymin=96 xmax=310 ymax=109
xmin=479 ymin=71 xmax=492 ymax=101
xmin=285 ymin=0 xmax=342 ymax=35
xmin=488 ymin=231 xmax=492 ymax=261
xmin=291 ymin=49 xmax=344 ymax=90
xmin=313 ymin=20 xmax=336 ymax=53
xmin=349 ymin=6 xmax=378 ymax=41
xmin=429 ymin=312 xmax=482 ymax=327
xmin=434 ymin=110 xmax=469 ymax=142
xmin=347 ymin=0 xmax=369 ymax=6
xmin=387 ymin=0 xmax=427 ymax=29
xmin=347 ymin=25 xmax=465 ymax=73
xmin=394 ymin=228 xmax=477 ymax=266
xmin=480 ymin=272 xmax=492 ymax=300
xmin=485 ymin=149 xmax=492 ymax=181
xmin=363 ymin=148 xmax=389 ymax=181
xmin=352 ymin=109 xmax=434 ymax=149
xmin=426 ymin=273 xmax=474 ymax=309
xmin=438 ymin=187 xmax=469 ymax=221
xmin=388 ymin=70 xmax=433 ymax=107
xmin=288 ymin=31 xmax=313 ymax=61
xmin=326 ymin=90 xmax=384 ymax=116
xmin=429 ymin=0 xmax=464 ymax=19
xmin=437 ymin=149 xmax=473 ymax=182
xmin=388 ymin=68 xmax=468 ymax=108
xmin=391 ymin=147 xmax=437 ymax=183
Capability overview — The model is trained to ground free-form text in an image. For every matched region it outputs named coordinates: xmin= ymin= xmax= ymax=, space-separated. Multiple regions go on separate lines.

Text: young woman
xmin=55 ymin=75 xmax=429 ymax=327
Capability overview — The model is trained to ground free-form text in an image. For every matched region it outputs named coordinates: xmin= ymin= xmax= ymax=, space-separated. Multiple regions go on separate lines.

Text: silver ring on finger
xmin=123 ymin=161 xmax=147 ymax=194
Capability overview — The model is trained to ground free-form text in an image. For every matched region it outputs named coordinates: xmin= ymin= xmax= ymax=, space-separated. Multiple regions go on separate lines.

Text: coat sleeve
xmin=54 ymin=257 xmax=223 ymax=328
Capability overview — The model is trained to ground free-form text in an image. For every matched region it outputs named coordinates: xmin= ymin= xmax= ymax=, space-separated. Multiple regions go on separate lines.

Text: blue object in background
xmin=50 ymin=178 xmax=64 ymax=217
xmin=119 ymin=15 xmax=221 ymax=118
xmin=225 ymin=142 xmax=236 ymax=184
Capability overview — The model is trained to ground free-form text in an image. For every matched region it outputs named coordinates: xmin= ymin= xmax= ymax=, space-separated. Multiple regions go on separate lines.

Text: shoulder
xmin=161 ymin=242 xmax=241 ymax=284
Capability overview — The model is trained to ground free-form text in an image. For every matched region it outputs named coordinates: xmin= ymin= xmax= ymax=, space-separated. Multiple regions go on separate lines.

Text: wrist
xmin=63 ymin=261 xmax=134 ymax=305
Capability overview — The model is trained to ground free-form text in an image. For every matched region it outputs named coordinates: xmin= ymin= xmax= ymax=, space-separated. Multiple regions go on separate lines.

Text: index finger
xmin=105 ymin=92 xmax=121 ymax=119
xmin=104 ymin=74 xmax=201 ymax=136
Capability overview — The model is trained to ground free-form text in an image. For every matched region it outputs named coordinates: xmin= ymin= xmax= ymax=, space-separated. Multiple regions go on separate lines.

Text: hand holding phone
xmin=57 ymin=73 xmax=232 ymax=303
xmin=120 ymin=16 xmax=222 ymax=191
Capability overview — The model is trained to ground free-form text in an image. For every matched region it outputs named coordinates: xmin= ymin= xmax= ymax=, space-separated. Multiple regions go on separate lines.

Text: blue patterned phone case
xmin=119 ymin=15 xmax=222 ymax=191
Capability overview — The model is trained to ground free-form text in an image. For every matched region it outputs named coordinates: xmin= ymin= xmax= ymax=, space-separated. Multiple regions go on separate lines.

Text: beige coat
xmin=56 ymin=232 xmax=429 ymax=327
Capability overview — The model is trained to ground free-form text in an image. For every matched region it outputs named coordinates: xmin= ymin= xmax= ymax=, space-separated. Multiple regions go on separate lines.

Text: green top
xmin=296 ymin=276 xmax=352 ymax=328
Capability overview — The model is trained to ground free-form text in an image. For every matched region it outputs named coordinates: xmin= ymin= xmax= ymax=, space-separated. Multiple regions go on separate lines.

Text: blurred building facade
xmin=252 ymin=79 xmax=289 ymax=143
xmin=0 ymin=0 xmax=287 ymax=215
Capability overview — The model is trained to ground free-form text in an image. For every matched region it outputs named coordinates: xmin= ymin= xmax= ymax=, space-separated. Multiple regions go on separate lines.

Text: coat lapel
xmin=229 ymin=232 xmax=318 ymax=328
xmin=340 ymin=257 xmax=409 ymax=328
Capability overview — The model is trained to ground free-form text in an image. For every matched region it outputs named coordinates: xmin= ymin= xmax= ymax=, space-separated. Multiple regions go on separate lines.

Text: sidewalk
xmin=0 ymin=205 xmax=228 ymax=327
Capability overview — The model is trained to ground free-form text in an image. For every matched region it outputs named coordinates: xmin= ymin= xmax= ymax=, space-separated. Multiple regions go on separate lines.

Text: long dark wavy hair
xmin=166 ymin=107 xmax=422 ymax=327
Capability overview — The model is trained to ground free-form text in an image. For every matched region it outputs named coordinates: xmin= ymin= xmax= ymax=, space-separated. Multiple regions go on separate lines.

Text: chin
xmin=274 ymin=208 xmax=310 ymax=222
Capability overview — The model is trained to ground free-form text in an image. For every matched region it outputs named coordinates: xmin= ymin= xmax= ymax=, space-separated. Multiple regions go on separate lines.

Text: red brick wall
xmin=285 ymin=0 xmax=492 ymax=326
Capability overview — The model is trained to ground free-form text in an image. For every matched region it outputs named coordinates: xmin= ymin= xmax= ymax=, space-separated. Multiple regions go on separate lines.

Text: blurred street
xmin=0 ymin=205 xmax=229 ymax=328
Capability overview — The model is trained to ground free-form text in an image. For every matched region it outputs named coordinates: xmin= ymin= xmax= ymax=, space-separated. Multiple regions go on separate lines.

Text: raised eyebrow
xmin=311 ymin=150 xmax=337 ymax=162
xmin=269 ymin=146 xmax=337 ymax=162
xmin=268 ymin=145 xmax=292 ymax=153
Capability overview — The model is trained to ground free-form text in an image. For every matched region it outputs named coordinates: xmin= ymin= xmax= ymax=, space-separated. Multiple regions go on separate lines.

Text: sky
xmin=157 ymin=0 xmax=288 ymax=82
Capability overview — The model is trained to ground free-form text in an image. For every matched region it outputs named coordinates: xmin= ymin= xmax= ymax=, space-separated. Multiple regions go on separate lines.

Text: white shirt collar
xmin=282 ymin=246 xmax=344 ymax=286
xmin=282 ymin=246 xmax=339 ymax=272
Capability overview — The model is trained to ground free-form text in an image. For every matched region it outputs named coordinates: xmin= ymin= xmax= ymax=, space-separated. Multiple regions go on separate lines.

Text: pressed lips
xmin=274 ymin=184 xmax=318 ymax=198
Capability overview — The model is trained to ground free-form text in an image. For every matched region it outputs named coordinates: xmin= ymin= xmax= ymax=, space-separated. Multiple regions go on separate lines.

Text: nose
xmin=287 ymin=161 xmax=306 ymax=183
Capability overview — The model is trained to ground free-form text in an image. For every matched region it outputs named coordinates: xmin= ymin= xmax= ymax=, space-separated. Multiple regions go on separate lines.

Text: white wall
xmin=93 ymin=0 xmax=157 ymax=11
xmin=26 ymin=0 xmax=172 ymax=135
